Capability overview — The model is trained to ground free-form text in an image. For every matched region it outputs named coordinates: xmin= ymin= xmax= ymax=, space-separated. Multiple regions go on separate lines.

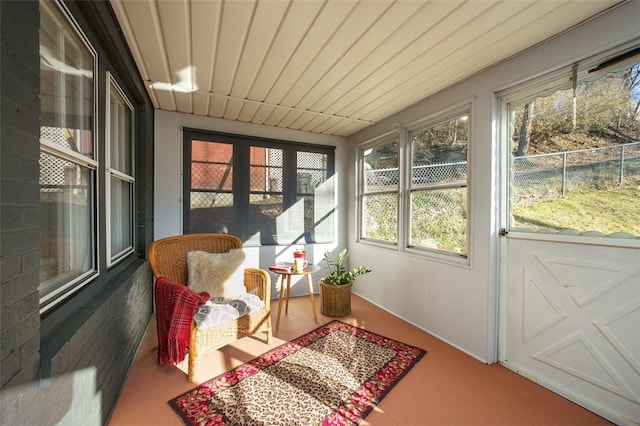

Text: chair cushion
xmin=186 ymin=249 xmax=246 ymax=299
xmin=193 ymin=292 xmax=265 ymax=329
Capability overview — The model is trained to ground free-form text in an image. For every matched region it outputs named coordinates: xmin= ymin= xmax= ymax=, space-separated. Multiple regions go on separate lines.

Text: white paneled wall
xmin=346 ymin=2 xmax=640 ymax=362
xmin=154 ymin=2 xmax=640 ymax=362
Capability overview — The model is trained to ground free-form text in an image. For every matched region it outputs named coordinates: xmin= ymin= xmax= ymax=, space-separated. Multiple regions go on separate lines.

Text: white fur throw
xmin=186 ymin=249 xmax=246 ymax=299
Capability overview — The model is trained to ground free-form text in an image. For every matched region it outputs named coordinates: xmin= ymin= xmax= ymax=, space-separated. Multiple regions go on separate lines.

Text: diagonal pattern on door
xmin=504 ymin=238 xmax=640 ymax=425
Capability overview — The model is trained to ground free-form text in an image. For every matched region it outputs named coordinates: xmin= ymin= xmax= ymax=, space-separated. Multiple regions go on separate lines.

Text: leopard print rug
xmin=169 ymin=320 xmax=426 ymax=426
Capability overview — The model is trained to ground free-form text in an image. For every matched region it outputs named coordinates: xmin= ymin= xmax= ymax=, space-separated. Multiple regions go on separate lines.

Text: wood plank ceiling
xmin=110 ymin=0 xmax=621 ymax=137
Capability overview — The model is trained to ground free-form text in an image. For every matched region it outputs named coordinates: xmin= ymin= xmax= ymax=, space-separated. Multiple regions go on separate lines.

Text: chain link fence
xmin=364 ymin=142 xmax=639 ymax=201
xmin=362 ymin=142 xmax=639 ymax=243
xmin=365 ymin=161 xmax=467 ymax=191
xmin=363 ymin=161 xmax=468 ymax=247
xmin=512 ymin=142 xmax=640 ymax=204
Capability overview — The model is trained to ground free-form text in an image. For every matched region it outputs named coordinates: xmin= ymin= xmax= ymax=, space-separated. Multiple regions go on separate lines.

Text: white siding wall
xmin=154 ymin=110 xmax=347 ymax=296
xmin=153 ymin=2 xmax=640 ymax=361
xmin=346 ymin=2 xmax=640 ymax=362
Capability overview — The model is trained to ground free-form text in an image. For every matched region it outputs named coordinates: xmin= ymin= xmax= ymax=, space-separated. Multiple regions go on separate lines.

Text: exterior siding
xmin=37 ymin=263 xmax=151 ymax=426
xmin=0 ymin=1 xmax=154 ymax=425
xmin=0 ymin=0 xmax=42 ymax=395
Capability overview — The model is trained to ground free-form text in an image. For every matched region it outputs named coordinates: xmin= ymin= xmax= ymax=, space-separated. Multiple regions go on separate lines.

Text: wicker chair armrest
xmin=243 ymin=268 xmax=271 ymax=307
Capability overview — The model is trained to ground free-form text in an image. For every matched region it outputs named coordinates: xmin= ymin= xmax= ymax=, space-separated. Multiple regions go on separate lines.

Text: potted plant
xmin=319 ymin=249 xmax=371 ymax=317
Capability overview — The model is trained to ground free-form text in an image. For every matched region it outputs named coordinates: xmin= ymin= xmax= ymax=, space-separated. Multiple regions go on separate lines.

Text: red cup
xmin=293 ymin=250 xmax=308 ymax=271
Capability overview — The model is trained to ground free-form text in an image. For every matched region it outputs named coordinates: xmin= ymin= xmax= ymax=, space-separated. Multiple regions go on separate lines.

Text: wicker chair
xmin=148 ymin=233 xmax=272 ymax=381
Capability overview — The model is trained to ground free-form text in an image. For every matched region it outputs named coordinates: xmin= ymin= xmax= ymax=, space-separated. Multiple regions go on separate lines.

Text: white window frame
xmin=406 ymin=107 xmax=471 ymax=261
xmin=498 ymin=46 xmax=640 ymax=244
xmin=106 ymin=72 xmax=135 ymax=266
xmin=357 ymin=131 xmax=401 ymax=247
xmin=39 ymin=0 xmax=99 ymax=313
xmin=357 ymin=103 xmax=473 ymax=266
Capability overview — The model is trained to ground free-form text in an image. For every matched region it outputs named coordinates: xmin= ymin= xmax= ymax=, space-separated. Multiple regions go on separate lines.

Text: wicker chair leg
xmin=266 ymin=317 xmax=273 ymax=344
xmin=187 ymin=353 xmax=196 ymax=382
xmin=188 ymin=327 xmax=197 ymax=382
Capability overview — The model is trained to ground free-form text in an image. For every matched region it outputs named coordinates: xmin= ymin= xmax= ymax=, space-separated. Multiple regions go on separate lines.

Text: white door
xmin=499 ymin=52 xmax=640 ymax=425
xmin=503 ymin=234 xmax=640 ymax=425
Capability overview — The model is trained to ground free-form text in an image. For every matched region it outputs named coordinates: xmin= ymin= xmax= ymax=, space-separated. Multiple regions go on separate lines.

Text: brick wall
xmin=0 ymin=0 xmax=42 ymax=392
xmin=0 ymin=1 xmax=154 ymax=425
xmin=36 ymin=263 xmax=151 ymax=425
xmin=1 ymin=262 xmax=151 ymax=426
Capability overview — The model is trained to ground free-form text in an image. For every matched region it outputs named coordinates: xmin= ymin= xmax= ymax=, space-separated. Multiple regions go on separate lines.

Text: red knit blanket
xmin=155 ymin=276 xmax=210 ymax=366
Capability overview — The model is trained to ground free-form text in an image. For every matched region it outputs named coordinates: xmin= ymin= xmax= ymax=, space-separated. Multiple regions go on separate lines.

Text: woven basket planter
xmin=320 ymin=279 xmax=352 ymax=317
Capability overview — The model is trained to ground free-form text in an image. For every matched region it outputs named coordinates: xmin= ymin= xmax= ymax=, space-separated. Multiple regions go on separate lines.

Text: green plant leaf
xmin=321 ymin=249 xmax=371 ymax=285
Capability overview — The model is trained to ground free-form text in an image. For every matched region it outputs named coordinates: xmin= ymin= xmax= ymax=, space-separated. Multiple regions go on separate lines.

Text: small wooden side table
xmin=269 ymin=264 xmax=320 ymax=330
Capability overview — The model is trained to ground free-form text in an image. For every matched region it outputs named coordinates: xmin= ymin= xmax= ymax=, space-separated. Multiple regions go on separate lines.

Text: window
xmin=106 ymin=73 xmax=135 ymax=264
xmin=184 ymin=130 xmax=335 ymax=245
xmin=360 ymin=137 xmax=399 ymax=244
xmin=409 ymin=114 xmax=470 ymax=257
xmin=358 ymin=110 xmax=471 ymax=259
xmin=38 ymin=0 xmax=140 ymax=313
xmin=39 ymin=0 xmax=97 ymax=310
xmin=505 ymin=54 xmax=640 ymax=237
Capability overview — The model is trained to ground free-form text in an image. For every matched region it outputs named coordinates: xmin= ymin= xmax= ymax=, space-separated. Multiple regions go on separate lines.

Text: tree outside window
xmin=508 ymin=59 xmax=640 ymax=237
xmin=409 ymin=114 xmax=470 ymax=257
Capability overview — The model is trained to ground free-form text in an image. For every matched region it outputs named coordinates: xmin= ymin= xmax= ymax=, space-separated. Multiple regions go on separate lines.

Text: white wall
xmin=346 ymin=2 xmax=640 ymax=362
xmin=154 ymin=110 xmax=347 ymax=296
xmin=153 ymin=2 xmax=639 ymax=362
